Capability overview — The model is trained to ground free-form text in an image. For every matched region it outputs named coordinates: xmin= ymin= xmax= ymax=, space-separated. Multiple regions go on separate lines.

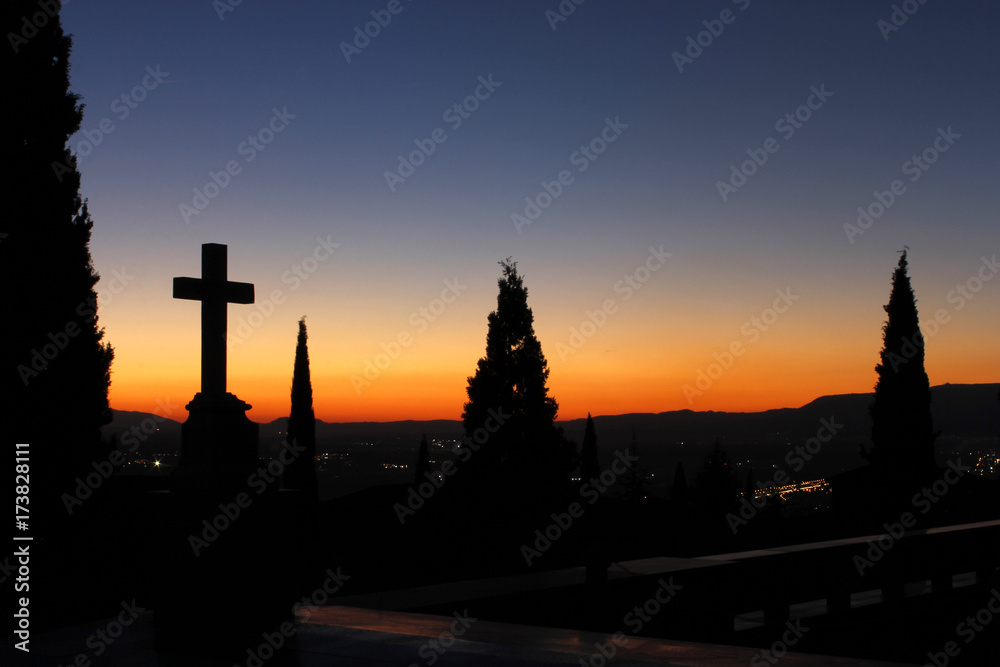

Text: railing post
xmin=827 ymin=587 xmax=851 ymax=614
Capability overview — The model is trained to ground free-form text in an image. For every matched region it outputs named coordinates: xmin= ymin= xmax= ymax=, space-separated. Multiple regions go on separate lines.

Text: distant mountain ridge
xmin=105 ymin=382 xmax=999 ymax=458
xmin=102 ymin=384 xmax=999 ymax=498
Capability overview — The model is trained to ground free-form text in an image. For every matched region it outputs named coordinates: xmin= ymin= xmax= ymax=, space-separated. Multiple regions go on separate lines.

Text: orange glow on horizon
xmin=102 ymin=256 xmax=1000 ymax=425
xmin=109 ymin=359 xmax=999 ymax=424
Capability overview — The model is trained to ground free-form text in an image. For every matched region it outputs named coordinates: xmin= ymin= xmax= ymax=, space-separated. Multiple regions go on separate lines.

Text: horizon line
xmin=107 ymin=380 xmax=997 ymax=425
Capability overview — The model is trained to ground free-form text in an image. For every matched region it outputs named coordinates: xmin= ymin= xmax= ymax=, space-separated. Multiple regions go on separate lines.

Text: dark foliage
xmin=4 ymin=0 xmax=114 ymax=507
xmin=3 ymin=0 xmax=115 ymax=628
xmin=866 ymin=250 xmax=937 ymax=476
xmin=415 ymin=433 xmax=430 ymax=484
xmin=284 ymin=317 xmax=317 ymax=501
xmin=461 ymin=258 xmax=574 ymax=501
xmin=580 ymin=413 xmax=599 ymax=482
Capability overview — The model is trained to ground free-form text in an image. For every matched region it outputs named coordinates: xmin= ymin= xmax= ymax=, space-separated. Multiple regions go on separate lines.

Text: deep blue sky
xmin=56 ymin=0 xmax=1000 ymax=420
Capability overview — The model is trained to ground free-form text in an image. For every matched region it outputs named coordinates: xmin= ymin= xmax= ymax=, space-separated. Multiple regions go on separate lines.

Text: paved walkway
xmin=24 ymin=608 xmax=917 ymax=666
xmin=32 ymin=523 xmax=998 ymax=666
xmin=296 ymin=606 xmax=916 ymax=666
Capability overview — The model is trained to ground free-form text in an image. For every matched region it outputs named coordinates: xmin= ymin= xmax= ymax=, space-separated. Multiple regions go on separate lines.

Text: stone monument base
xmin=171 ymin=392 xmax=259 ymax=495
xmin=151 ymin=390 xmax=303 ymax=660
xmin=151 ymin=488 xmax=303 ymax=661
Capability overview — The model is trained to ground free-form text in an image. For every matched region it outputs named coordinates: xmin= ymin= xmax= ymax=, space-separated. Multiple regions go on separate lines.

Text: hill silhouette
xmin=101 ymin=383 xmax=999 ymax=499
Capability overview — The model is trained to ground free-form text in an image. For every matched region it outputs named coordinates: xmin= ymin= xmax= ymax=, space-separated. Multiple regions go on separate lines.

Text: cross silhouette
xmin=173 ymin=244 xmax=254 ymax=396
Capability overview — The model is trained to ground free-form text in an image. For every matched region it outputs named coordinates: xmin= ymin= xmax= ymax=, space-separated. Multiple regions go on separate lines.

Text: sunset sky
xmin=58 ymin=1 xmax=1000 ymax=423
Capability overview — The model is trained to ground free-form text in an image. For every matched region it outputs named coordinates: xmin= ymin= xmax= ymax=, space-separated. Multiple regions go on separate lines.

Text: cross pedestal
xmin=154 ymin=243 xmax=297 ymax=660
xmin=171 ymin=243 xmax=259 ymax=493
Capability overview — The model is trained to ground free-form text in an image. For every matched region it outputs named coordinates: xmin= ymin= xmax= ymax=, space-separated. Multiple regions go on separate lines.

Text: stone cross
xmin=173 ymin=244 xmax=254 ymax=396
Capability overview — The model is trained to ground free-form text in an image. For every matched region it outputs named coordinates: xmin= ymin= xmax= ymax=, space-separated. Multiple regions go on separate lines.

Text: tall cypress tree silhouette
xmin=5 ymin=3 xmax=114 ymax=503
xmin=579 ymin=414 xmax=609 ymax=584
xmin=866 ymin=250 xmax=937 ymax=476
xmin=4 ymin=0 xmax=114 ymax=628
xmin=462 ymin=258 xmax=573 ymax=499
xmin=415 ymin=433 xmax=430 ymax=484
xmin=284 ymin=317 xmax=317 ymax=503
xmin=580 ymin=413 xmax=600 ymax=482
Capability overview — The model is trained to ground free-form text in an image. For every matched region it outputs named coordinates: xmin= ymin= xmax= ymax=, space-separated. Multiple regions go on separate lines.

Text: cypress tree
xmin=580 ymin=414 xmax=609 ymax=583
xmin=4 ymin=0 xmax=114 ymax=510
xmin=415 ymin=433 xmax=430 ymax=484
xmin=284 ymin=317 xmax=317 ymax=502
xmin=462 ymin=258 xmax=572 ymax=496
xmin=866 ymin=250 xmax=937 ymax=475
xmin=580 ymin=413 xmax=599 ymax=482
xmin=3 ymin=1 xmax=114 ymax=628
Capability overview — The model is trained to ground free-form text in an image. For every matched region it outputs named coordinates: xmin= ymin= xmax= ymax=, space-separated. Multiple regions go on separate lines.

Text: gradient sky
xmin=57 ymin=0 xmax=1000 ymax=423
